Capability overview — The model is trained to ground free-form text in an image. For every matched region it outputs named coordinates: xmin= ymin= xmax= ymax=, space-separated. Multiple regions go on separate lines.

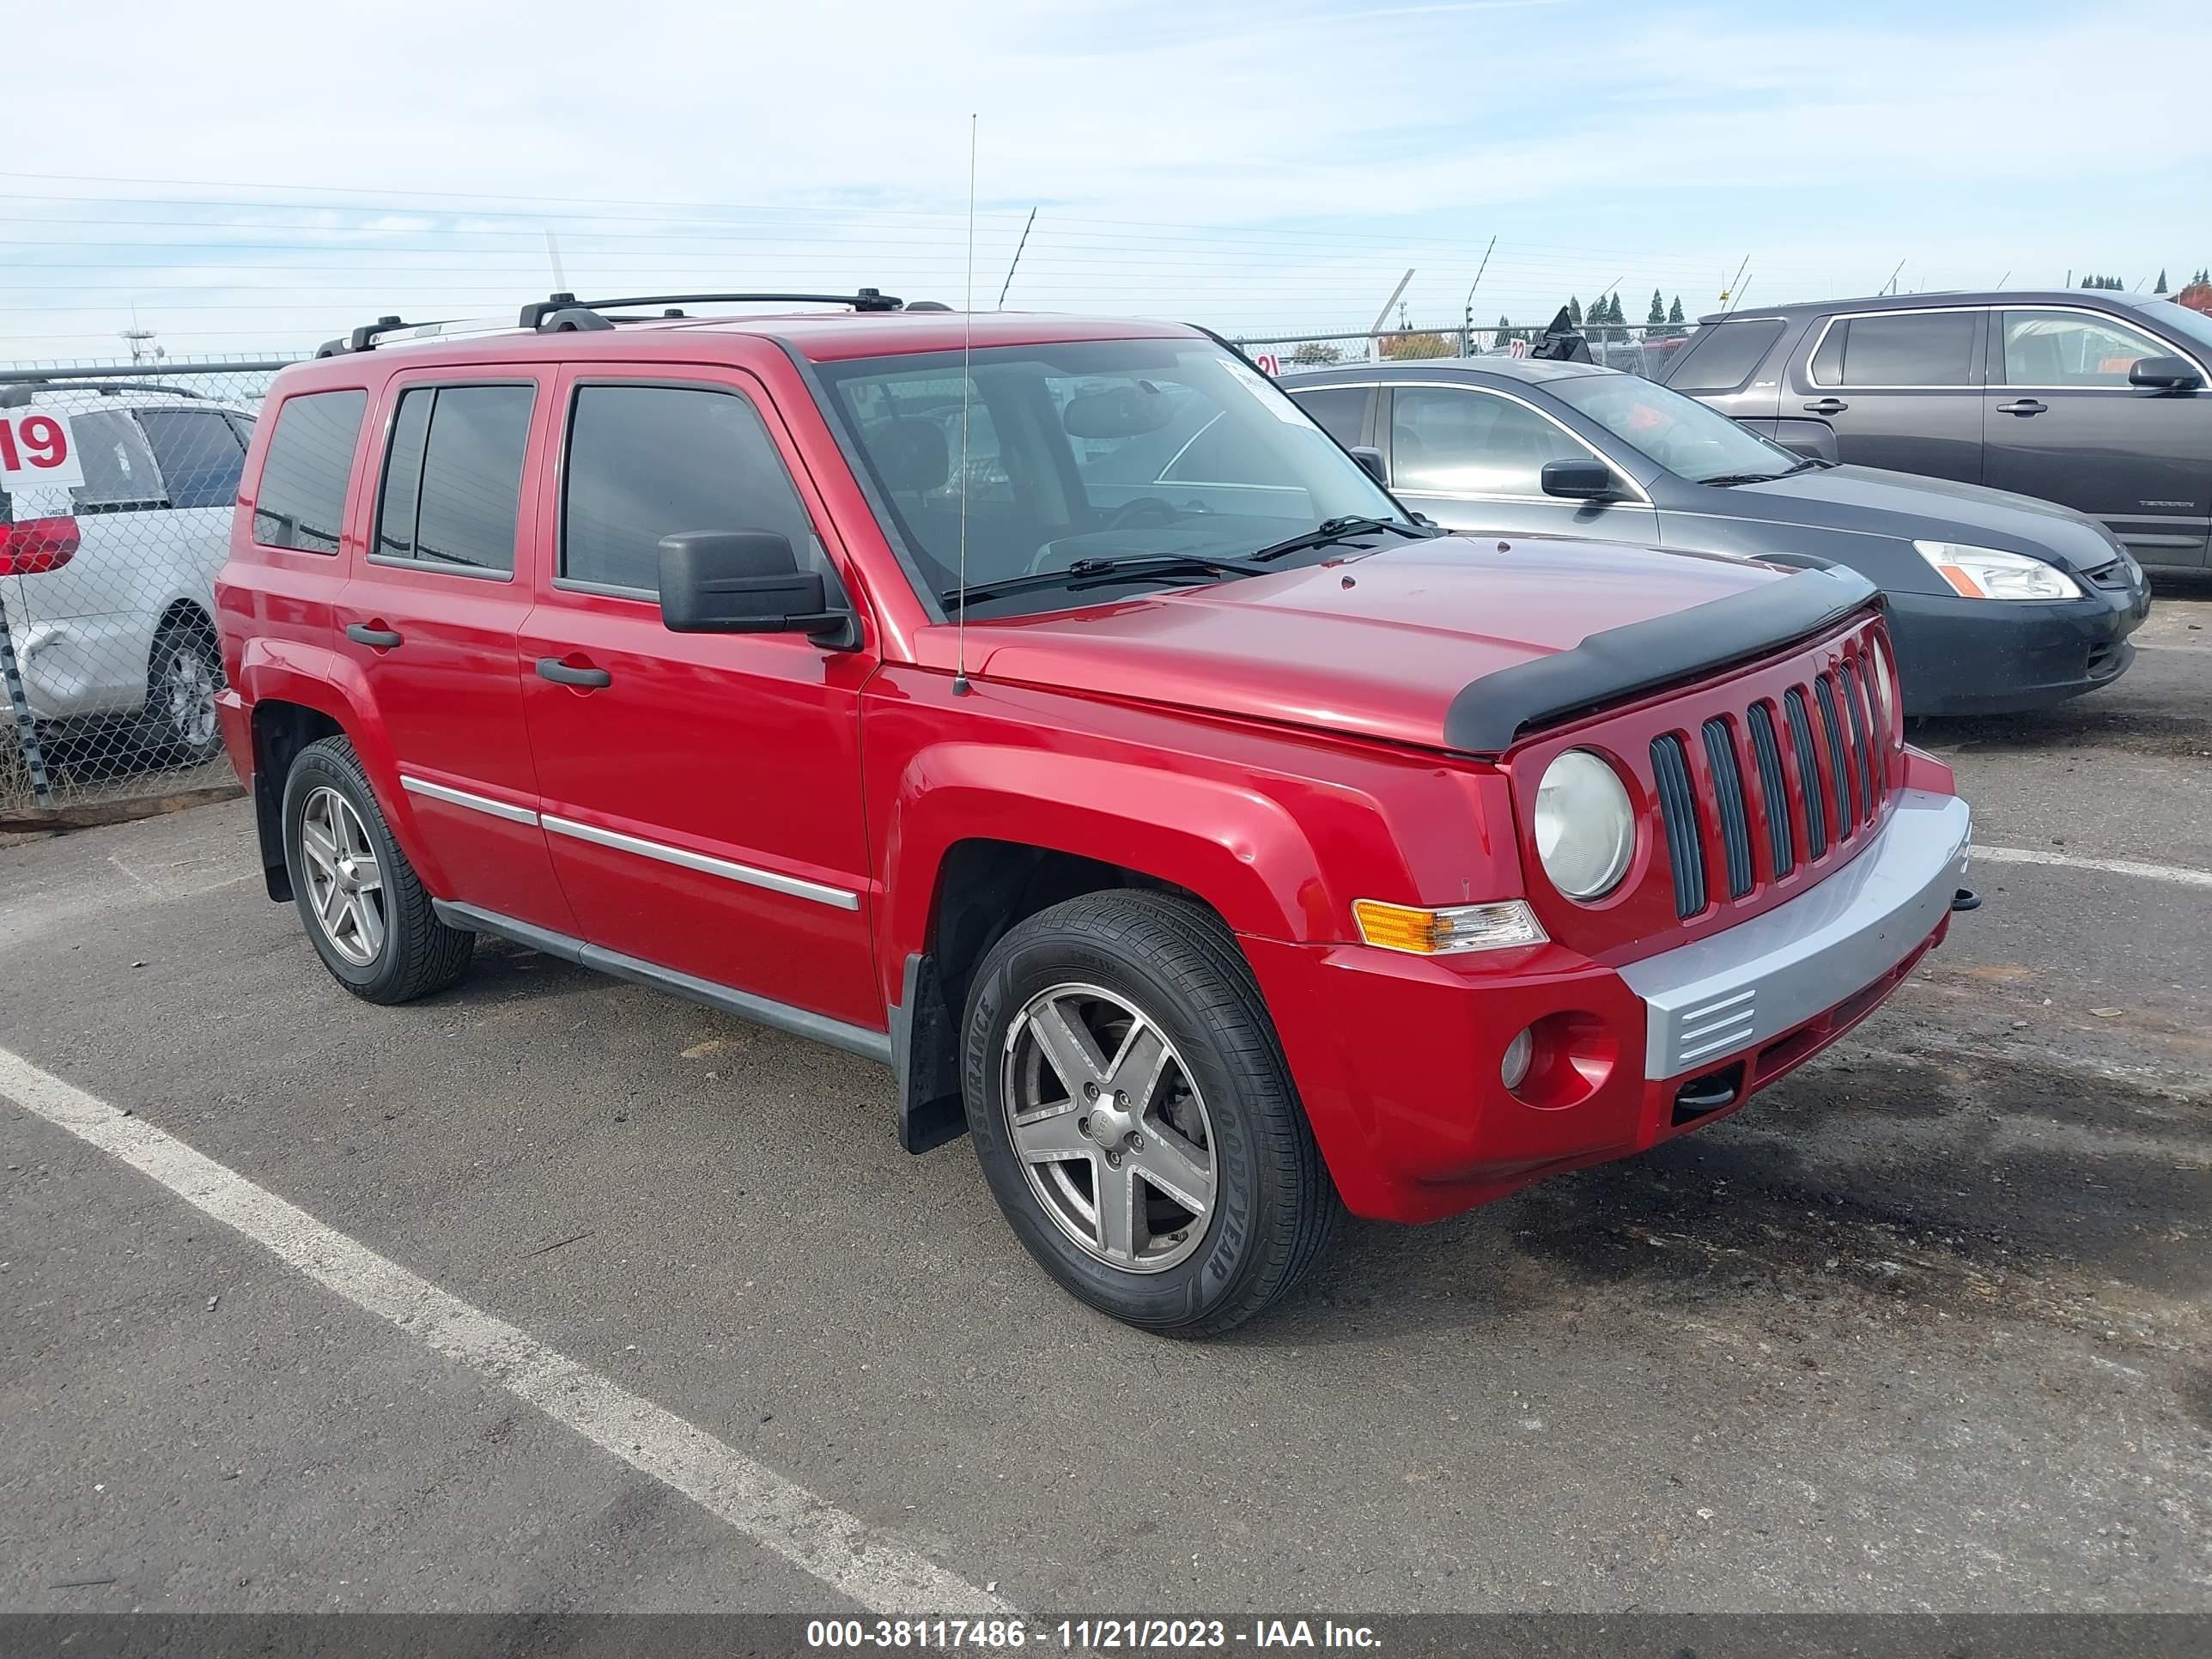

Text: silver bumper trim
xmin=1619 ymin=789 xmax=1971 ymax=1080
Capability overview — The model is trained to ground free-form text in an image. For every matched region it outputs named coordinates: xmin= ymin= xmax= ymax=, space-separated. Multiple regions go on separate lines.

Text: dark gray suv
xmin=1658 ymin=291 xmax=2212 ymax=568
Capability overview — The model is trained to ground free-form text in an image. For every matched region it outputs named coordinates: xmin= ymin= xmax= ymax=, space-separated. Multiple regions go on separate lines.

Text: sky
xmin=5 ymin=0 xmax=2210 ymax=362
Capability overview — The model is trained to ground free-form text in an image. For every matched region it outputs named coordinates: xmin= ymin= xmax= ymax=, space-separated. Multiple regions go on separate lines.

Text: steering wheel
xmin=1103 ymin=496 xmax=1180 ymax=532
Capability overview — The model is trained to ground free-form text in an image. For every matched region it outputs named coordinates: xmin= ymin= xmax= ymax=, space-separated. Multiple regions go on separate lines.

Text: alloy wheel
xmin=299 ymin=787 xmax=386 ymax=967
xmin=1002 ymin=981 xmax=1218 ymax=1273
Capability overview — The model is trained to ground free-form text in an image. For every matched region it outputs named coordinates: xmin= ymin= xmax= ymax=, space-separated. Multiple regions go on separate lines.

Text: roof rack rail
xmin=0 ymin=380 xmax=213 ymax=406
xmin=314 ymin=313 xmax=463 ymax=358
xmin=518 ymin=289 xmax=905 ymax=330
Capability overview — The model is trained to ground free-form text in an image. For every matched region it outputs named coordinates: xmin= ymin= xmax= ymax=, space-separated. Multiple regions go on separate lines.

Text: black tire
xmin=281 ymin=735 xmax=474 ymax=1005
xmin=144 ymin=615 xmax=227 ymax=765
xmin=963 ymin=890 xmax=1340 ymax=1335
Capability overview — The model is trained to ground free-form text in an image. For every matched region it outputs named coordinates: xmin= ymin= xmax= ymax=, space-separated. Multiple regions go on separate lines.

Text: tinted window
xmin=1288 ymin=385 xmax=1370 ymax=446
xmin=1548 ymin=373 xmax=1799 ymax=485
xmin=68 ymin=410 xmax=165 ymax=511
xmin=135 ymin=409 xmax=246 ymax=511
xmin=374 ymin=389 xmax=434 ymax=560
xmin=2002 ymin=310 xmax=2166 ymax=386
xmin=1825 ymin=313 xmax=1975 ymax=387
xmin=563 ymin=385 xmax=817 ymax=593
xmin=1389 ymin=387 xmax=1587 ymax=495
xmin=416 ymin=386 xmax=532 ymax=573
xmin=1660 ymin=319 xmax=1784 ymax=392
xmin=253 ymin=390 xmax=368 ymax=552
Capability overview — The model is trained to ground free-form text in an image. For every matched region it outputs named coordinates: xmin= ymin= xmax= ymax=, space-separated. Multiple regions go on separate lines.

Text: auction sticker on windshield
xmin=0 ymin=410 xmax=86 ymax=489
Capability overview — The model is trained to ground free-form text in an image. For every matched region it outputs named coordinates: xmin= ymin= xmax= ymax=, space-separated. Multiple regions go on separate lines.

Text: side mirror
xmin=1540 ymin=458 xmax=1618 ymax=501
xmin=658 ymin=531 xmax=842 ymax=637
xmin=2130 ymin=355 xmax=2203 ymax=390
xmin=1350 ymin=445 xmax=1389 ymax=485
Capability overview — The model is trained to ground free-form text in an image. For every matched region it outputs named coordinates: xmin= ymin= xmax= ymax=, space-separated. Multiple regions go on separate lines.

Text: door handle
xmin=345 ymin=623 xmax=403 ymax=649
xmin=1802 ymin=398 xmax=1849 ymax=415
xmin=1996 ymin=398 xmax=2048 ymax=416
xmin=536 ymin=656 xmax=612 ymax=689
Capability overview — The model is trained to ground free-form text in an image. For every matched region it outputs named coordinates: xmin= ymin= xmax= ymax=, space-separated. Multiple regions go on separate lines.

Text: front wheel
xmin=281 ymin=736 xmax=474 ymax=1004
xmin=962 ymin=890 xmax=1339 ymax=1335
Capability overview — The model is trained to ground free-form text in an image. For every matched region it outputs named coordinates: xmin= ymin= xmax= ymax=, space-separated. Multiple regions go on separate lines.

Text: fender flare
xmin=880 ymin=742 xmax=1336 ymax=976
xmin=233 ymin=640 xmax=451 ymax=894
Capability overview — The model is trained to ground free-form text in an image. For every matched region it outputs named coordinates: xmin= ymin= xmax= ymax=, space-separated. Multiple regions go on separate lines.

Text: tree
xmin=1647 ymin=289 xmax=1667 ymax=325
xmin=2155 ymin=270 xmax=2169 ymax=294
xmin=1379 ymin=330 xmax=1458 ymax=361
xmin=1668 ymin=295 xmax=1686 ymax=322
xmin=1566 ymin=295 xmax=1583 ymax=325
xmin=1288 ymin=339 xmax=1344 ymax=366
xmin=2177 ymin=278 xmax=2212 ymax=317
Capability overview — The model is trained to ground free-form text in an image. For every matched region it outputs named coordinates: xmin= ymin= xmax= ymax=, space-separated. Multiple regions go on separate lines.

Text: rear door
xmin=517 ymin=365 xmax=880 ymax=1031
xmin=1379 ymin=382 xmax=1658 ymax=544
xmin=334 ymin=371 xmax=580 ymax=935
xmin=1794 ymin=307 xmax=1984 ymax=482
xmin=1983 ymin=305 xmax=2212 ymax=564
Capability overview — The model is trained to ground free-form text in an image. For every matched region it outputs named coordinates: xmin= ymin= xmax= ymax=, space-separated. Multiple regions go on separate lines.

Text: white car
xmin=0 ymin=382 xmax=254 ymax=766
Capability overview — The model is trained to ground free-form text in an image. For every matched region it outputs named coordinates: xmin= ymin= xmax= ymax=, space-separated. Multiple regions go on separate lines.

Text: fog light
xmin=1500 ymin=1026 xmax=1534 ymax=1091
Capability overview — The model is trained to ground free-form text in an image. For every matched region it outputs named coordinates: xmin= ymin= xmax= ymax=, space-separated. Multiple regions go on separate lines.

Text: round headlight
xmin=1534 ymin=750 xmax=1635 ymax=901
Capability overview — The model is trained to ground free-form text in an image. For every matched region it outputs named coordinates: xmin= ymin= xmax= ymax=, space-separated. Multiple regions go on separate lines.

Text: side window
xmin=134 ymin=409 xmax=246 ymax=511
xmin=562 ymin=384 xmax=820 ymax=593
xmin=1661 ymin=319 xmax=1784 ymax=392
xmin=1820 ymin=313 xmax=1976 ymax=387
xmin=1287 ymin=386 xmax=1370 ymax=447
xmin=1389 ymin=387 xmax=1588 ymax=495
xmin=372 ymin=384 xmax=533 ymax=575
xmin=2002 ymin=311 xmax=2166 ymax=387
xmin=67 ymin=410 xmax=165 ymax=512
xmin=252 ymin=389 xmax=368 ymax=553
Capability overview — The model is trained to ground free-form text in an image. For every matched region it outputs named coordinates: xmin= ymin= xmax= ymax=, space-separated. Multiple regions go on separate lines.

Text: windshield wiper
xmin=1249 ymin=515 xmax=1435 ymax=563
xmin=939 ymin=553 xmax=1269 ymax=610
xmin=1704 ymin=457 xmax=1826 ymax=486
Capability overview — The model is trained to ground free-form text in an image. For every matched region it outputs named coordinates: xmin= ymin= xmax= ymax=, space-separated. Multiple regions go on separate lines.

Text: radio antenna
xmin=951 ymin=113 xmax=977 ymax=697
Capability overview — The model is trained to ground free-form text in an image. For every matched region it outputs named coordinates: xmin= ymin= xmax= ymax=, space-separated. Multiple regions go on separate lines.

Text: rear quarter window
xmin=252 ymin=389 xmax=368 ymax=553
xmin=1659 ymin=319 xmax=1784 ymax=392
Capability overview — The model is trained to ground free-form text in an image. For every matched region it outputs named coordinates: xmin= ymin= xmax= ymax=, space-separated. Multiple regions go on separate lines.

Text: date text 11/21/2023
xmin=804 ymin=1619 xmax=1382 ymax=1650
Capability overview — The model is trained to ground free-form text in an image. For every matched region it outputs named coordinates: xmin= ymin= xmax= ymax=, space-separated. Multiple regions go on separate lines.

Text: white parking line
xmin=0 ymin=1044 xmax=1014 ymax=1618
xmin=1974 ymin=844 xmax=2212 ymax=889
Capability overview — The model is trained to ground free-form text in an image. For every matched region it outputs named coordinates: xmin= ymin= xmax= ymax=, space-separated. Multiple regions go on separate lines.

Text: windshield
xmin=2139 ymin=299 xmax=2212 ymax=359
xmin=815 ymin=338 xmax=1407 ymax=618
xmin=1547 ymin=370 xmax=1803 ymax=484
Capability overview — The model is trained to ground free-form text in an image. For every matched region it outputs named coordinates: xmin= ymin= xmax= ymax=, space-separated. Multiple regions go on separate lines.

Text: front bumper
xmin=1886 ymin=576 xmax=2148 ymax=717
xmin=1620 ymin=789 xmax=1970 ymax=1079
xmin=1240 ymin=789 xmax=1972 ymax=1225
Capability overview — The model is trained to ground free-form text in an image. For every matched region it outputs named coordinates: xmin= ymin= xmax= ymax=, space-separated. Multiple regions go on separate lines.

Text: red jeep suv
xmin=214 ymin=291 xmax=1973 ymax=1334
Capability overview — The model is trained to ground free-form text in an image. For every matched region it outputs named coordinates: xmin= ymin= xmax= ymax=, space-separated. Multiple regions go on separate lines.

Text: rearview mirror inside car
xmin=1061 ymin=385 xmax=1176 ymax=439
xmin=658 ymin=530 xmax=842 ymax=639
xmin=1540 ymin=458 xmax=1617 ymax=500
xmin=2129 ymin=356 xmax=2203 ymax=390
xmin=1350 ymin=446 xmax=1389 ymax=486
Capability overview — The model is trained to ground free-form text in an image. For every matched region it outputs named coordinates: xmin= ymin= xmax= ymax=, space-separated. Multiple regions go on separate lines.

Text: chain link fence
xmin=1233 ymin=320 xmax=1698 ymax=379
xmin=1 ymin=357 xmax=297 ymax=824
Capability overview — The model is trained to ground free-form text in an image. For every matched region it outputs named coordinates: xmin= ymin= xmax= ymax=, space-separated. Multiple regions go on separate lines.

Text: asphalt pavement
xmin=3 ymin=576 xmax=2207 ymax=1619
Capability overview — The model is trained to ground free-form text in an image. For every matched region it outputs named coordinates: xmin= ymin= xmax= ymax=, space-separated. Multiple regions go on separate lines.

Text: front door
xmin=1982 ymin=306 xmax=2212 ymax=565
xmin=333 ymin=373 xmax=579 ymax=936
xmin=1381 ymin=383 xmax=1659 ymax=544
xmin=518 ymin=366 xmax=881 ymax=1031
xmin=1795 ymin=307 xmax=1984 ymax=483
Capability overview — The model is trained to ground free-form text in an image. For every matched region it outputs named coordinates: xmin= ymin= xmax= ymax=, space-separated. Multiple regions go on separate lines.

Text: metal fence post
xmin=0 ymin=589 xmax=56 ymax=806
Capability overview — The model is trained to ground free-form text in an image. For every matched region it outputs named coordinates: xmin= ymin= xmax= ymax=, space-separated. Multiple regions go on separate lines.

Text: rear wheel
xmin=282 ymin=736 xmax=474 ymax=1004
xmin=963 ymin=890 xmax=1339 ymax=1335
xmin=145 ymin=617 xmax=224 ymax=764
